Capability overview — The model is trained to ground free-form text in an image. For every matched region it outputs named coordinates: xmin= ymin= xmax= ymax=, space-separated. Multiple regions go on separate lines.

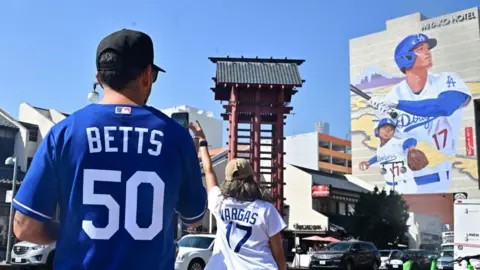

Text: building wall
xmin=350 ymin=7 xmax=480 ymax=197
xmin=318 ymin=133 xmax=352 ymax=174
xmin=0 ymin=110 xmax=29 ymax=172
xmin=406 ymin=212 xmax=442 ymax=249
xmin=285 ymin=132 xmax=352 ymax=175
xmin=284 ymin=132 xmax=319 ymax=171
xmin=18 ymin=103 xmax=55 ymax=141
xmin=284 ymin=163 xmax=329 ymax=230
xmin=403 ymin=193 xmax=454 ymax=226
xmin=161 ymin=105 xmax=224 ymax=149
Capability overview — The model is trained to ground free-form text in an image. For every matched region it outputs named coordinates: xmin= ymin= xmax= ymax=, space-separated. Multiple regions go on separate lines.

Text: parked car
xmin=379 ymin=250 xmax=402 ymax=269
xmin=385 ymin=249 xmax=438 ymax=270
xmin=175 ymin=234 xmax=215 ymax=270
xmin=10 ymin=241 xmax=55 ymax=267
xmin=309 ymin=241 xmax=381 ymax=270
xmin=436 ymin=250 xmax=453 ymax=270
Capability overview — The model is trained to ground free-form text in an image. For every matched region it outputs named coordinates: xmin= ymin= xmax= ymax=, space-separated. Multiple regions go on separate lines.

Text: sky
xmin=0 ymin=0 xmax=478 ymax=144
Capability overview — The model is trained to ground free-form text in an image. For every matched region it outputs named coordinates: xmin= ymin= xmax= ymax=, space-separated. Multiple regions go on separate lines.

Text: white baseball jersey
xmin=385 ymin=72 xmax=472 ymax=177
xmin=376 ymin=137 xmax=417 ymax=194
xmin=205 ymin=186 xmax=286 ymax=270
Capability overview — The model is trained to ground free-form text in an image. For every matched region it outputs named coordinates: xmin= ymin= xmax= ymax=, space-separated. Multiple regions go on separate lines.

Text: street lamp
xmin=88 ymin=82 xmax=101 ymax=103
xmin=380 ymin=161 xmax=407 ymax=193
xmin=4 ymin=157 xmax=17 ymax=263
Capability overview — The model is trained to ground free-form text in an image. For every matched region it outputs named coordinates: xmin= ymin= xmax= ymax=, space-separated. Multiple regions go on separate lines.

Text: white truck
xmin=454 ymin=199 xmax=480 ymax=270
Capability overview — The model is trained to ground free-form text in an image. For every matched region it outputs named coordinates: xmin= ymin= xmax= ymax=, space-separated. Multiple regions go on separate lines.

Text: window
xmin=27 ymin=158 xmax=33 ymax=170
xmin=28 ymin=128 xmax=38 ymax=142
xmin=0 ymin=129 xmax=15 ymax=139
xmin=348 ymin=204 xmax=355 ymax=215
xmin=312 ymin=198 xmax=328 ymax=214
xmin=328 ymin=200 xmax=337 ymax=213
xmin=360 ymin=243 xmax=371 ymax=251
xmin=338 ymin=202 xmax=346 ymax=215
xmin=177 ymin=236 xmax=214 ymax=249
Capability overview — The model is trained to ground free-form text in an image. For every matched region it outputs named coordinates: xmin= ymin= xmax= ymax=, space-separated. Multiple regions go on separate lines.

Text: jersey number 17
xmin=432 ymin=129 xmax=448 ymax=150
xmin=226 ymin=222 xmax=252 ymax=253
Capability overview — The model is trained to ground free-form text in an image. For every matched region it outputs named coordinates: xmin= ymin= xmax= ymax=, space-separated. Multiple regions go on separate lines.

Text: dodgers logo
xmin=446 ymin=76 xmax=456 ymax=88
xmin=378 ymin=154 xmax=397 ymax=163
xmin=416 ymin=34 xmax=426 ymax=42
xmin=396 ymin=113 xmax=437 ymax=132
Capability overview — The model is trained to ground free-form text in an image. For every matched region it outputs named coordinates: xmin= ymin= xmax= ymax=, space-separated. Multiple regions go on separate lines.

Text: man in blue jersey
xmin=12 ymin=29 xmax=207 ymax=269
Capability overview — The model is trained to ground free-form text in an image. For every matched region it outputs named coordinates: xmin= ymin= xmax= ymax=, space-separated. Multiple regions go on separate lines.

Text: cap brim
xmin=427 ymin=38 xmax=437 ymax=50
xmin=153 ymin=64 xmax=166 ymax=73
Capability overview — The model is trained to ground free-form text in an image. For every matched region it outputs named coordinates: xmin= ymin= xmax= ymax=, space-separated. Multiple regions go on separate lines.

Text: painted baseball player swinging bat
xmin=364 ymin=33 xmax=473 ymax=193
xmin=350 ymin=84 xmax=398 ymax=119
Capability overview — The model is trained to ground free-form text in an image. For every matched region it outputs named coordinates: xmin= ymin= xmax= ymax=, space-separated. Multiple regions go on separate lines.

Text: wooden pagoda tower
xmin=209 ymin=56 xmax=305 ymax=216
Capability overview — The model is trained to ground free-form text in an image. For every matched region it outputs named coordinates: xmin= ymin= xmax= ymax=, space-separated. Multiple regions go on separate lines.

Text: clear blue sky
xmin=0 ymin=0 xmax=477 ymax=143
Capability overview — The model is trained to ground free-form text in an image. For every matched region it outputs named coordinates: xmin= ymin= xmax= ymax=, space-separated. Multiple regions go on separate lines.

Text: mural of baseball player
xmin=359 ymin=116 xmax=427 ymax=194
xmin=368 ymin=33 xmax=472 ymax=193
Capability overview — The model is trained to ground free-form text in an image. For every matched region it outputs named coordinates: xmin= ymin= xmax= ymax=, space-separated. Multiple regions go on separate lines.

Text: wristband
xmin=199 ymin=140 xmax=208 ymax=147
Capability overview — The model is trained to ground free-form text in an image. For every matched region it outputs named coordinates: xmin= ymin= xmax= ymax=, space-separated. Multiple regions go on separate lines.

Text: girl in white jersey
xmin=190 ymin=121 xmax=287 ymax=270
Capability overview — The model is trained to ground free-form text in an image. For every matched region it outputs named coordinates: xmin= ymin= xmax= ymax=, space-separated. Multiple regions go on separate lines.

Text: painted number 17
xmin=432 ymin=129 xmax=448 ymax=150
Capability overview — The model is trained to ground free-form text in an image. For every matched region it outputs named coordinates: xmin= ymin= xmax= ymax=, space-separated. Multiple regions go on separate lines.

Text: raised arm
xmin=175 ymin=125 xmax=207 ymax=227
xmin=189 ymin=121 xmax=218 ymax=193
xmin=189 ymin=121 xmax=225 ymax=215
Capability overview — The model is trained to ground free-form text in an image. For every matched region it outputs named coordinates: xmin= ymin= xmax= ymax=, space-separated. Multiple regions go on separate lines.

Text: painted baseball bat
xmin=350 ymin=84 xmax=398 ymax=119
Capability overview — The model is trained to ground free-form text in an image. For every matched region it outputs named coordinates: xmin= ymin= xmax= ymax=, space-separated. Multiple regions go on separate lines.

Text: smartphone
xmin=171 ymin=112 xmax=189 ymax=130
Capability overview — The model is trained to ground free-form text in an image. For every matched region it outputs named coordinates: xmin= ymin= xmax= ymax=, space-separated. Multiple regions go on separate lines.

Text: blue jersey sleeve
xmin=13 ymin=130 xmax=59 ymax=223
xmin=368 ymin=156 xmax=377 ymax=165
xmin=175 ymin=137 xmax=207 ymax=225
xmin=402 ymin=138 xmax=417 ymax=150
xmin=397 ymin=91 xmax=469 ymax=117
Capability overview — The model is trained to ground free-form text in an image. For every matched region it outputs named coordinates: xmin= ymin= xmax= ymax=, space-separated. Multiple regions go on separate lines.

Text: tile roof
xmin=210 ymin=57 xmax=304 ymax=86
xmin=0 ymin=113 xmax=18 ymax=129
xmin=293 ymin=165 xmax=368 ymax=193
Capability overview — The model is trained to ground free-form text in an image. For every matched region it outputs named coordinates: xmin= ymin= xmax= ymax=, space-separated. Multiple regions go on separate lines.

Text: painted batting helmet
xmin=374 ymin=118 xmax=396 ymax=137
xmin=394 ymin=33 xmax=437 ymax=72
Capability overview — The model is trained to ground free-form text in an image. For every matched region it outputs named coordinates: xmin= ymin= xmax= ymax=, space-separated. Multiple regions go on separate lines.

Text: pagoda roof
xmin=209 ymin=56 xmax=305 ymax=86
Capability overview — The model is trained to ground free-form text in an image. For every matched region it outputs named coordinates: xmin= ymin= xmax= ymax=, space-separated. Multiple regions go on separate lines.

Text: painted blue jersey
xmin=13 ymin=104 xmax=207 ymax=270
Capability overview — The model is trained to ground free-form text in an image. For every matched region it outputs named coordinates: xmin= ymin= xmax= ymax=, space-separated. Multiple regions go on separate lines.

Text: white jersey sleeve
xmin=437 ymin=72 xmax=472 ymax=107
xmin=208 ymin=186 xmax=224 ymax=216
xmin=266 ymin=203 xmax=287 ymax=237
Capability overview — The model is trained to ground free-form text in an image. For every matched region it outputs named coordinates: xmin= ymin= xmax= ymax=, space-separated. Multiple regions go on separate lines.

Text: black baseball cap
xmin=96 ymin=29 xmax=165 ymax=73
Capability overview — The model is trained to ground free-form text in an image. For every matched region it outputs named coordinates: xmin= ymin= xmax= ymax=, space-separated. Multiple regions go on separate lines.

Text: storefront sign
xmin=5 ymin=190 xmax=12 ymax=203
xmin=454 ymin=192 xmax=468 ymax=201
xmin=293 ymin=223 xmax=324 ymax=231
xmin=422 ymin=11 xmax=477 ymax=31
xmin=465 ymin=127 xmax=474 ymax=157
xmin=312 ymin=185 xmax=330 ymax=197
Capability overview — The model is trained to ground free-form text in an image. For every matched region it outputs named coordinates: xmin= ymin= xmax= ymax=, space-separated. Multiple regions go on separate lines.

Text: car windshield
xmin=441 ymin=251 xmax=454 ymax=257
xmin=380 ymin=251 xmax=391 ymax=257
xmin=178 ymin=236 xmax=214 ymax=249
xmin=324 ymin=243 xmax=351 ymax=251
xmin=442 ymin=245 xmax=454 ymax=252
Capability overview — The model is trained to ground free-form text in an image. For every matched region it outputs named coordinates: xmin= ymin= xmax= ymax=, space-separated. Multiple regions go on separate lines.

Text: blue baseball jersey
xmin=12 ymin=104 xmax=207 ymax=270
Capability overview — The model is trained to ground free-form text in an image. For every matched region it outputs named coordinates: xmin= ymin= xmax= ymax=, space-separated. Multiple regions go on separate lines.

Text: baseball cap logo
xmin=416 ymin=34 xmax=426 ymax=42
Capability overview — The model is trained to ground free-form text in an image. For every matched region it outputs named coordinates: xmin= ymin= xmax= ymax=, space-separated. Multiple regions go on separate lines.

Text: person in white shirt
xmin=189 ymin=121 xmax=287 ymax=270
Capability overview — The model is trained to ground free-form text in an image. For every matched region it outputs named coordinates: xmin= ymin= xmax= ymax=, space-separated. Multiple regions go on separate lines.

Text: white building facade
xmin=161 ymin=105 xmax=224 ymax=149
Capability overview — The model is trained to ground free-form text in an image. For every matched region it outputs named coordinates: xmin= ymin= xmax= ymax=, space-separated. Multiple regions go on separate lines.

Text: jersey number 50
xmin=82 ymin=169 xmax=164 ymax=241
xmin=226 ymin=222 xmax=252 ymax=253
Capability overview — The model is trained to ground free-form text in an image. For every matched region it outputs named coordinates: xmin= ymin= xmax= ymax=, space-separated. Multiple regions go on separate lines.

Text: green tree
xmin=347 ymin=187 xmax=410 ymax=249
